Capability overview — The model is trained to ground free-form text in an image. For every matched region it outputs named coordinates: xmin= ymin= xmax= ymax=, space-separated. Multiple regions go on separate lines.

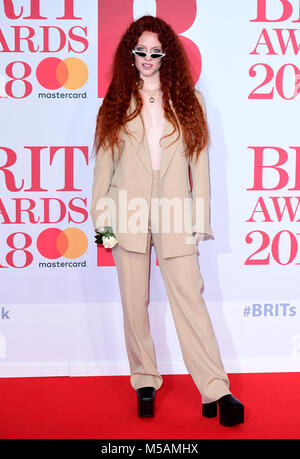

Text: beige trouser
xmin=111 ymin=168 xmax=231 ymax=403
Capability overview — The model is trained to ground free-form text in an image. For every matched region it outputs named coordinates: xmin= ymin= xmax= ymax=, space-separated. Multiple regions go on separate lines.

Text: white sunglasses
xmin=132 ymin=49 xmax=166 ymax=59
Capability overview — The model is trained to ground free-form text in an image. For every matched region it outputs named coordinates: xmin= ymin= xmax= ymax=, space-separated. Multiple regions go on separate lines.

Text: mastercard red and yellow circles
xmin=36 ymin=57 xmax=89 ymax=90
xmin=37 ymin=228 xmax=88 ymax=259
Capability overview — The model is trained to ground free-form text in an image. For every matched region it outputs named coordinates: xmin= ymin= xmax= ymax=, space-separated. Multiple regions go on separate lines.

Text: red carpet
xmin=0 ymin=372 xmax=299 ymax=439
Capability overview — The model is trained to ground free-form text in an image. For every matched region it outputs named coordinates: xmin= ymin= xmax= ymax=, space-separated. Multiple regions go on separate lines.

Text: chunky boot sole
xmin=202 ymin=394 xmax=244 ymax=426
xmin=202 ymin=401 xmax=217 ymax=418
xmin=136 ymin=386 xmax=156 ymax=417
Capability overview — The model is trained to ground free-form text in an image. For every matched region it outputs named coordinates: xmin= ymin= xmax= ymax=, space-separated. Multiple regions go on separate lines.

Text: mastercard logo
xmin=36 ymin=57 xmax=89 ymax=90
xmin=37 ymin=228 xmax=88 ymax=259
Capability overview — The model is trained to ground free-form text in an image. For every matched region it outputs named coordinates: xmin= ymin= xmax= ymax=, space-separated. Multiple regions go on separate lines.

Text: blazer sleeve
xmin=90 ymin=145 xmax=115 ymax=231
xmin=190 ymin=90 xmax=215 ymax=241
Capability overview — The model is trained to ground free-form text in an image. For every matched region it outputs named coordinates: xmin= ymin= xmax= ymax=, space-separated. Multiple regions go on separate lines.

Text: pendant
xmin=149 ymin=97 xmax=155 ymax=103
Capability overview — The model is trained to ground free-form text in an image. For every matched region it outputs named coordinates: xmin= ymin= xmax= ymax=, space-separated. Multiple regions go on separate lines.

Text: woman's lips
xmin=142 ymin=63 xmax=153 ymax=68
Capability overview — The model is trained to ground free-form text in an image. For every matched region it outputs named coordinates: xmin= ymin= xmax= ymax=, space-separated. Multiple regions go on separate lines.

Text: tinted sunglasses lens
xmin=134 ymin=51 xmax=146 ymax=57
xmin=151 ymin=53 xmax=164 ymax=58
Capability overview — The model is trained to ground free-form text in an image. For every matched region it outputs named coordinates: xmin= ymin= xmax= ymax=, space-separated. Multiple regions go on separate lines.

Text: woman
xmin=90 ymin=15 xmax=244 ymax=426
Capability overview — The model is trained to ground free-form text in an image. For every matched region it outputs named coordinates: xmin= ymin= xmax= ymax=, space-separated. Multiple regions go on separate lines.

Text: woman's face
xmin=133 ymin=31 xmax=163 ymax=80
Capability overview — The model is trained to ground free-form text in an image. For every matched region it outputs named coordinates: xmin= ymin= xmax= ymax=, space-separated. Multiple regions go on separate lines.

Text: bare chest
xmin=141 ymin=99 xmax=165 ymax=170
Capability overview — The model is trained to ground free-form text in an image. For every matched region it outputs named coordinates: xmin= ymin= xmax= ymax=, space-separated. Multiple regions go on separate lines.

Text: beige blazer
xmin=90 ymin=89 xmax=214 ymax=259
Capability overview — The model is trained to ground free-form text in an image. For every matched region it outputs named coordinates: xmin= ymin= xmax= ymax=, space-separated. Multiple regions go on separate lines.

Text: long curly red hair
xmin=93 ymin=15 xmax=209 ymax=164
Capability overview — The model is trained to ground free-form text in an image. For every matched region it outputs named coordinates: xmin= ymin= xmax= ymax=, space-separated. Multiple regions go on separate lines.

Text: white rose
xmin=102 ymin=234 xmax=118 ymax=249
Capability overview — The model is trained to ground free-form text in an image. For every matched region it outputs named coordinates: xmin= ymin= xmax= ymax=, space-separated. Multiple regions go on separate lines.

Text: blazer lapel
xmin=125 ymin=94 xmax=181 ymax=180
xmin=159 ymin=103 xmax=181 ymax=180
xmin=126 ymin=108 xmax=152 ymax=176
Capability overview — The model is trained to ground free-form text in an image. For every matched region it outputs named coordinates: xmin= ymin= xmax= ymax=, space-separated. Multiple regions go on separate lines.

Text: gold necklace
xmin=141 ymin=87 xmax=161 ymax=103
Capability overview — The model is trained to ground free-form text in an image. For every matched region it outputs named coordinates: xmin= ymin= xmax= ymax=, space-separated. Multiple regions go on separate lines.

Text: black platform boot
xmin=136 ymin=386 xmax=156 ymax=417
xmin=202 ymin=394 xmax=244 ymax=426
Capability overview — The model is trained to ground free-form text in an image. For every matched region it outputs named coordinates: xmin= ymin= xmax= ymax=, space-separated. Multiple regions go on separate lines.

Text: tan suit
xmin=90 ymin=90 xmax=231 ymax=403
xmin=90 ymin=90 xmax=214 ymax=259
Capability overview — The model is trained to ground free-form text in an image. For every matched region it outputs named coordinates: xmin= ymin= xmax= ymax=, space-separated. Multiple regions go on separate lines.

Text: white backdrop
xmin=1 ymin=0 xmax=299 ymax=378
